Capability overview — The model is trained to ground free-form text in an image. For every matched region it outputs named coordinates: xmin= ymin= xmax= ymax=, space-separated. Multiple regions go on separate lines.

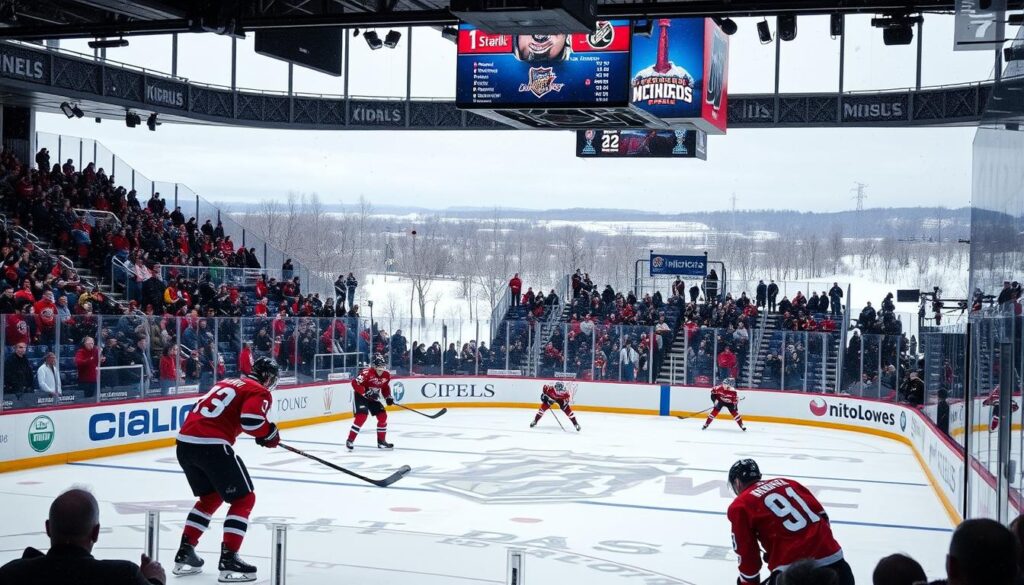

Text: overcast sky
xmin=35 ymin=14 xmax=1015 ymax=213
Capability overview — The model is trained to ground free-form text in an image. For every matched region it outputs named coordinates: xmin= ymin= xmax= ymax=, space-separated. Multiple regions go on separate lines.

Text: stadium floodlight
xmin=756 ymin=19 xmax=772 ymax=44
xmin=71 ymin=104 xmax=84 ymax=118
xmin=830 ymin=14 xmax=844 ymax=38
xmin=634 ymin=19 xmax=653 ymax=37
xmin=871 ymin=14 xmax=921 ymax=46
xmin=353 ymin=28 xmax=361 ymax=37
xmin=712 ymin=17 xmax=737 ymax=36
xmin=1006 ymin=45 xmax=1024 ymax=62
xmin=125 ymin=111 xmax=141 ymax=128
xmin=147 ymin=113 xmax=158 ymax=131
xmin=384 ymin=30 xmax=402 ymax=48
xmin=88 ymin=38 xmax=129 ymax=49
xmin=364 ymin=30 xmax=383 ymax=50
xmin=441 ymin=26 xmax=458 ymax=43
xmin=60 ymin=102 xmax=75 ymax=119
xmin=778 ymin=15 xmax=797 ymax=41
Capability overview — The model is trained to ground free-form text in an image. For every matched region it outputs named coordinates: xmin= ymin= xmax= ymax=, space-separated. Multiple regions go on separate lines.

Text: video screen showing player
xmin=514 ymin=34 xmax=571 ymax=62
xmin=619 ymin=130 xmax=678 ymax=157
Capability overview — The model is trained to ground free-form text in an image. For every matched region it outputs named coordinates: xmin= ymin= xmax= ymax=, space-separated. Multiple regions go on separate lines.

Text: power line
xmin=850 ymin=182 xmax=868 ymax=212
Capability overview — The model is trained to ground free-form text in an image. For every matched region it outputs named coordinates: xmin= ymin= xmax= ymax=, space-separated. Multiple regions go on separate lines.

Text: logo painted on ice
xmin=392 ymin=382 xmax=406 ymax=402
xmin=809 ymin=399 xmax=827 ymax=417
xmin=426 ymin=449 xmax=685 ymax=504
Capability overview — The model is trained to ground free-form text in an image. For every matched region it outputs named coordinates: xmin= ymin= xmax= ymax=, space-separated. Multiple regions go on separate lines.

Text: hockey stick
xmin=676 ymin=397 xmax=746 ymax=420
xmin=676 ymin=406 xmax=715 ymax=420
xmin=549 ymin=408 xmax=568 ymax=432
xmin=393 ymin=402 xmax=448 ymax=419
xmin=280 ymin=443 xmax=411 ymax=488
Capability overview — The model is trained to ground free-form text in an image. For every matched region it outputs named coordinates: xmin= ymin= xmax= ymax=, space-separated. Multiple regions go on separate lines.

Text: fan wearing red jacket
xmin=173 ymin=357 xmax=281 ymax=583
xmin=727 ymin=459 xmax=854 ymax=585
xmin=530 ymin=381 xmax=581 ymax=431
xmin=347 ymin=353 xmax=395 ymax=450
xmin=982 ymin=385 xmax=1021 ymax=432
xmin=703 ymin=378 xmax=746 ymax=431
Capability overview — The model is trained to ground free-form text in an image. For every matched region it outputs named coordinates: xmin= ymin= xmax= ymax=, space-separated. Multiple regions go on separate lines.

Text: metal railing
xmin=34 ymin=132 xmax=334 ymax=299
xmin=73 ymin=208 xmax=121 ymax=231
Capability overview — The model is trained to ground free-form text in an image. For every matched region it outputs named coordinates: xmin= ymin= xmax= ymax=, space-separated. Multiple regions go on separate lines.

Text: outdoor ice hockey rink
xmin=0 ymin=409 xmax=954 ymax=585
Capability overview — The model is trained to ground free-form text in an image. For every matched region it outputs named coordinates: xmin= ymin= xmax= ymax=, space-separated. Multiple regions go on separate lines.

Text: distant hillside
xmin=218 ymin=201 xmax=969 ymax=241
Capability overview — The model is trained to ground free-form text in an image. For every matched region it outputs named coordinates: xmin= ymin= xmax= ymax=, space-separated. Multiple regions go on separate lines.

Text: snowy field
xmin=0 ymin=409 xmax=954 ymax=585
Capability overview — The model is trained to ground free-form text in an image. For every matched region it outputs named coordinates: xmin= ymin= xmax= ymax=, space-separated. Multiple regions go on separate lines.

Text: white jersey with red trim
xmin=178 ymin=377 xmax=273 ymax=446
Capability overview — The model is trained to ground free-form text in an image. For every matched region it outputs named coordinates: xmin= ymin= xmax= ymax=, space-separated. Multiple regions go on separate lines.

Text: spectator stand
xmin=33 ymin=131 xmax=333 ymax=299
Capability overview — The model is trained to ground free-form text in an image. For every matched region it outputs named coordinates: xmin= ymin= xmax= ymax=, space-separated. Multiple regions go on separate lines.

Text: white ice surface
xmin=0 ymin=409 xmax=954 ymax=584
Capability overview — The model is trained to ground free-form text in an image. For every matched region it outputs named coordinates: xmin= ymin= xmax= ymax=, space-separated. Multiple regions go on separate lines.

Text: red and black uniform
xmin=729 ymin=477 xmax=852 ymax=585
xmin=348 ymin=367 xmax=393 ymax=445
xmin=176 ymin=377 xmax=278 ymax=553
xmin=532 ymin=384 xmax=579 ymax=428
xmin=704 ymin=383 xmax=745 ymax=430
xmin=982 ymin=386 xmax=1021 ymax=432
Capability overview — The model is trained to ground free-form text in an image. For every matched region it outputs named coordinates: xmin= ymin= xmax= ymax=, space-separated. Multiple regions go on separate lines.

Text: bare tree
xmin=828 ymin=227 xmax=844 ymax=275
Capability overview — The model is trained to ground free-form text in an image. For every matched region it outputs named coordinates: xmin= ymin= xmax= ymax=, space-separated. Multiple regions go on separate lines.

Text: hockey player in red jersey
xmin=703 ymin=377 xmax=746 ymax=431
xmin=982 ymin=385 xmax=1021 ymax=431
xmin=530 ymin=381 xmax=581 ymax=431
xmin=347 ymin=353 xmax=395 ymax=450
xmin=727 ymin=459 xmax=854 ymax=585
xmin=173 ymin=357 xmax=281 ymax=583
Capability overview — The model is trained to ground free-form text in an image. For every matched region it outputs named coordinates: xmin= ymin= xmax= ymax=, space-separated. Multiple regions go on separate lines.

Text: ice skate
xmin=218 ymin=545 xmax=256 ymax=583
xmin=173 ymin=537 xmax=204 ymax=576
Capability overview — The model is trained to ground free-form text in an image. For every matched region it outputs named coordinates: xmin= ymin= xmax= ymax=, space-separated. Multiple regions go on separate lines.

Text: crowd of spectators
xmin=839 ymin=291 xmax=917 ymax=401
xmin=0 ymin=148 xmax=422 ymax=405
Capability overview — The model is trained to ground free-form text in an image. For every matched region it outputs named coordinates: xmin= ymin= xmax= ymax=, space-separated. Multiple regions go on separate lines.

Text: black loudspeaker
xmin=897 ymin=289 xmax=921 ymax=303
xmin=255 ymin=26 xmax=343 ymax=76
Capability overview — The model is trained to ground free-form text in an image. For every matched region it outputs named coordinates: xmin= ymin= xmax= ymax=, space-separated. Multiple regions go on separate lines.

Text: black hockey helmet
xmin=250 ymin=357 xmax=280 ymax=390
xmin=728 ymin=459 xmax=762 ymax=494
xmin=372 ymin=353 xmax=386 ymax=368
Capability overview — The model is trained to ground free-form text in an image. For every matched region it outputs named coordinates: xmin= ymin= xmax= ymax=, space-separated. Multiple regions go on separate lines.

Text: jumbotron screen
xmin=576 ymin=128 xmax=707 ymax=159
xmin=455 ymin=21 xmax=633 ymax=108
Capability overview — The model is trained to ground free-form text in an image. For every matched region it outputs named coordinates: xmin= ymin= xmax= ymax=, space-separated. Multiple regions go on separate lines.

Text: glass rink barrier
xmin=3 ymin=312 xmax=930 ymax=411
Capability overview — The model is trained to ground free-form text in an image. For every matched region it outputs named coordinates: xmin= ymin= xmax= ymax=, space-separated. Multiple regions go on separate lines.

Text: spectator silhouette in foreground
xmin=934 ymin=518 xmax=1019 ymax=585
xmin=873 ymin=553 xmax=926 ymax=585
xmin=779 ymin=559 xmax=838 ymax=584
xmin=0 ymin=488 xmax=165 ymax=585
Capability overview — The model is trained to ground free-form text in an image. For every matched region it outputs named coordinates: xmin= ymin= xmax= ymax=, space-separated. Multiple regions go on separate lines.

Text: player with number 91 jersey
xmin=727 ymin=459 xmax=851 ymax=585
xmin=178 ymin=376 xmax=274 ymax=446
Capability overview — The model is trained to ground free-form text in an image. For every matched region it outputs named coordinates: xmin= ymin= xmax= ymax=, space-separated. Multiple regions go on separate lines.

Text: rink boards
xmin=0 ymin=377 xmax=997 ymax=522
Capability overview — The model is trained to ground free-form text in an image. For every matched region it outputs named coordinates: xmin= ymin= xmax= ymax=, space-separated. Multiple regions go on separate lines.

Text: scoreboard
xmin=576 ymin=128 xmax=707 ymax=159
xmin=455 ymin=21 xmax=633 ymax=108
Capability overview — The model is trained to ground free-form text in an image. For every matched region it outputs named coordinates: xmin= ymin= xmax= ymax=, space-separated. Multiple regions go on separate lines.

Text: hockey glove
xmin=255 ymin=423 xmax=280 ymax=448
xmin=385 ymin=397 xmax=395 ymax=406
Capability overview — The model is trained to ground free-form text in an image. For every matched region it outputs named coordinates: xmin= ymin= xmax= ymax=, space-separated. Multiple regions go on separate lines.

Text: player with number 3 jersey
xmin=173 ymin=357 xmax=281 ymax=583
xmin=727 ymin=459 xmax=854 ymax=585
